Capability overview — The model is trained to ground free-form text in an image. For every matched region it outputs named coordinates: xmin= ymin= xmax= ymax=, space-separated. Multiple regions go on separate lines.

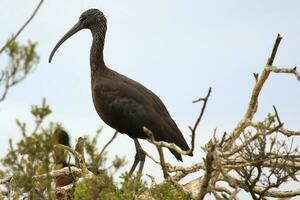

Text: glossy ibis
xmin=49 ymin=9 xmax=191 ymax=174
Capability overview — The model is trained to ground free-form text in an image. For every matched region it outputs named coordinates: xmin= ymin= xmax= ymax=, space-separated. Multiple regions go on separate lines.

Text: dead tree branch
xmin=223 ymin=34 xmax=283 ymax=150
xmin=148 ymin=34 xmax=300 ymax=200
xmin=197 ymin=144 xmax=215 ymax=200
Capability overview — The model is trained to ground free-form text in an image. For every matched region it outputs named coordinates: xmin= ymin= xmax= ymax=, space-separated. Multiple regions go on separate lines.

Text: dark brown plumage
xmin=49 ymin=9 xmax=191 ymax=174
xmin=53 ymin=129 xmax=74 ymax=188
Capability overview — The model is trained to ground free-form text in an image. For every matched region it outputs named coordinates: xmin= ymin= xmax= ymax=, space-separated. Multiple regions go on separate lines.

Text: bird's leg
xmin=129 ymin=139 xmax=146 ymax=175
xmin=137 ymin=143 xmax=146 ymax=175
xmin=129 ymin=152 xmax=140 ymax=175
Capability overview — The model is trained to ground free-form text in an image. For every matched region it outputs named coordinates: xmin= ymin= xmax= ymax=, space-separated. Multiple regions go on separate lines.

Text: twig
xmin=0 ymin=0 xmax=44 ymax=54
xmin=146 ymin=174 xmax=156 ymax=187
xmin=189 ymin=87 xmax=212 ymax=154
xmin=249 ymin=121 xmax=300 ymax=137
xmin=278 ymin=127 xmax=300 ymax=137
xmin=157 ymin=146 xmax=169 ymax=178
xmin=143 ymin=150 xmax=161 ymax=165
xmin=98 ymin=131 xmax=118 ymax=159
xmin=272 ymin=105 xmax=282 ymax=125
xmin=219 ymin=132 xmax=227 ymax=147
xmin=221 ymin=124 xmax=282 ymax=157
xmin=253 ymin=73 xmax=259 ymax=82
xmin=266 ymin=65 xmax=300 ymax=81
xmin=172 ymin=161 xmax=205 ymax=181
xmin=221 ymin=172 xmax=300 ymax=198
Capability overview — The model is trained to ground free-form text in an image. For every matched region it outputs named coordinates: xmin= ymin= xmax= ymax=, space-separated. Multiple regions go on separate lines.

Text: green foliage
xmin=111 ymin=155 xmax=126 ymax=171
xmin=73 ymin=173 xmax=148 ymax=200
xmin=4 ymin=38 xmax=39 ymax=72
xmin=84 ymin=129 xmax=105 ymax=174
xmin=150 ymin=182 xmax=191 ymax=200
xmin=73 ymin=173 xmax=116 ymax=200
xmin=1 ymin=99 xmax=56 ymax=199
xmin=0 ymin=100 xmax=192 ymax=199
xmin=117 ymin=173 xmax=147 ymax=200
xmin=73 ymin=173 xmax=192 ymax=200
xmin=31 ymin=98 xmax=52 ymax=122
xmin=1 ymin=36 xmax=40 ymax=102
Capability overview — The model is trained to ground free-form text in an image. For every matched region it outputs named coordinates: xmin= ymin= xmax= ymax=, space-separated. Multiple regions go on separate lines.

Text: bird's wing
xmin=114 ymin=73 xmax=190 ymax=149
xmin=93 ymin=84 xmax=148 ymax=138
xmin=95 ymin=71 xmax=190 ymax=156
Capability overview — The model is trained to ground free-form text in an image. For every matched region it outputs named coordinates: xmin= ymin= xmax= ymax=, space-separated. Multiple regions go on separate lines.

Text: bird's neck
xmin=90 ymin=30 xmax=107 ymax=76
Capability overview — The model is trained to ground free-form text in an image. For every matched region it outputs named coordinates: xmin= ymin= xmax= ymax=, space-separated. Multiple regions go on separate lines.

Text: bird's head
xmin=49 ymin=9 xmax=107 ymax=63
xmin=79 ymin=9 xmax=107 ymax=30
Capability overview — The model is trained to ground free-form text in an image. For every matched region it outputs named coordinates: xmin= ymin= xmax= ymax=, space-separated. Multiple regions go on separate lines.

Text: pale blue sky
xmin=1 ymin=0 xmax=300 ymax=192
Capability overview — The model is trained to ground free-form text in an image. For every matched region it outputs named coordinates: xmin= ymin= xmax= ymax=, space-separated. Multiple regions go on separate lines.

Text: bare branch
xmin=221 ymin=172 xmax=300 ymax=198
xmin=98 ymin=131 xmax=118 ymax=159
xmin=266 ymin=65 xmax=300 ymax=81
xmin=222 ymin=124 xmax=282 ymax=157
xmin=143 ymin=149 xmax=161 ymax=165
xmin=197 ymin=145 xmax=215 ymax=200
xmin=0 ymin=0 xmax=44 ymax=54
xmin=172 ymin=161 xmax=205 ymax=181
xmin=189 ymin=87 xmax=212 ymax=154
xmin=278 ymin=127 xmax=300 ymax=137
xmin=144 ymin=126 xmax=190 ymax=155
xmin=273 ymin=105 xmax=283 ymax=125
xmin=157 ymin=146 xmax=169 ymax=178
xmin=223 ymin=34 xmax=283 ymax=150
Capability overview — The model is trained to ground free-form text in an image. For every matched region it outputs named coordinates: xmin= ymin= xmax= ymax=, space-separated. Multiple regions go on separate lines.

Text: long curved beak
xmin=49 ymin=22 xmax=83 ymax=63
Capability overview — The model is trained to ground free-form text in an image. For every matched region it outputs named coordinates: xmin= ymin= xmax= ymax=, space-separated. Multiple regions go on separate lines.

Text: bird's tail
xmin=169 ymin=148 xmax=193 ymax=162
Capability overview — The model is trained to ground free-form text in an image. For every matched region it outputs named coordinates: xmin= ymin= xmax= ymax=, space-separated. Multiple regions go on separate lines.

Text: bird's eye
xmin=80 ymin=16 xmax=87 ymax=21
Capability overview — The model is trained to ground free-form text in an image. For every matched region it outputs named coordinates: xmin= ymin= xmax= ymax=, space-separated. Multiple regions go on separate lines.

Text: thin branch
xmin=266 ymin=65 xmax=300 ymax=81
xmin=0 ymin=0 xmax=44 ymax=54
xmin=189 ymin=87 xmax=212 ymax=153
xmin=249 ymin=121 xmax=300 ymax=137
xmin=157 ymin=146 xmax=169 ymax=178
xmin=272 ymin=105 xmax=282 ymax=125
xmin=144 ymin=127 xmax=190 ymax=155
xmin=143 ymin=150 xmax=161 ymax=165
xmin=146 ymin=174 xmax=156 ymax=187
xmin=278 ymin=127 xmax=300 ymax=137
xmin=222 ymin=124 xmax=282 ymax=157
xmin=221 ymin=172 xmax=300 ymax=198
xmin=172 ymin=161 xmax=205 ymax=181
xmin=98 ymin=131 xmax=118 ymax=159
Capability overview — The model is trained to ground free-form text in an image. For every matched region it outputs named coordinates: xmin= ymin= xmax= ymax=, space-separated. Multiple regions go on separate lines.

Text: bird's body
xmin=92 ymin=66 xmax=189 ymax=160
xmin=49 ymin=9 xmax=191 ymax=171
